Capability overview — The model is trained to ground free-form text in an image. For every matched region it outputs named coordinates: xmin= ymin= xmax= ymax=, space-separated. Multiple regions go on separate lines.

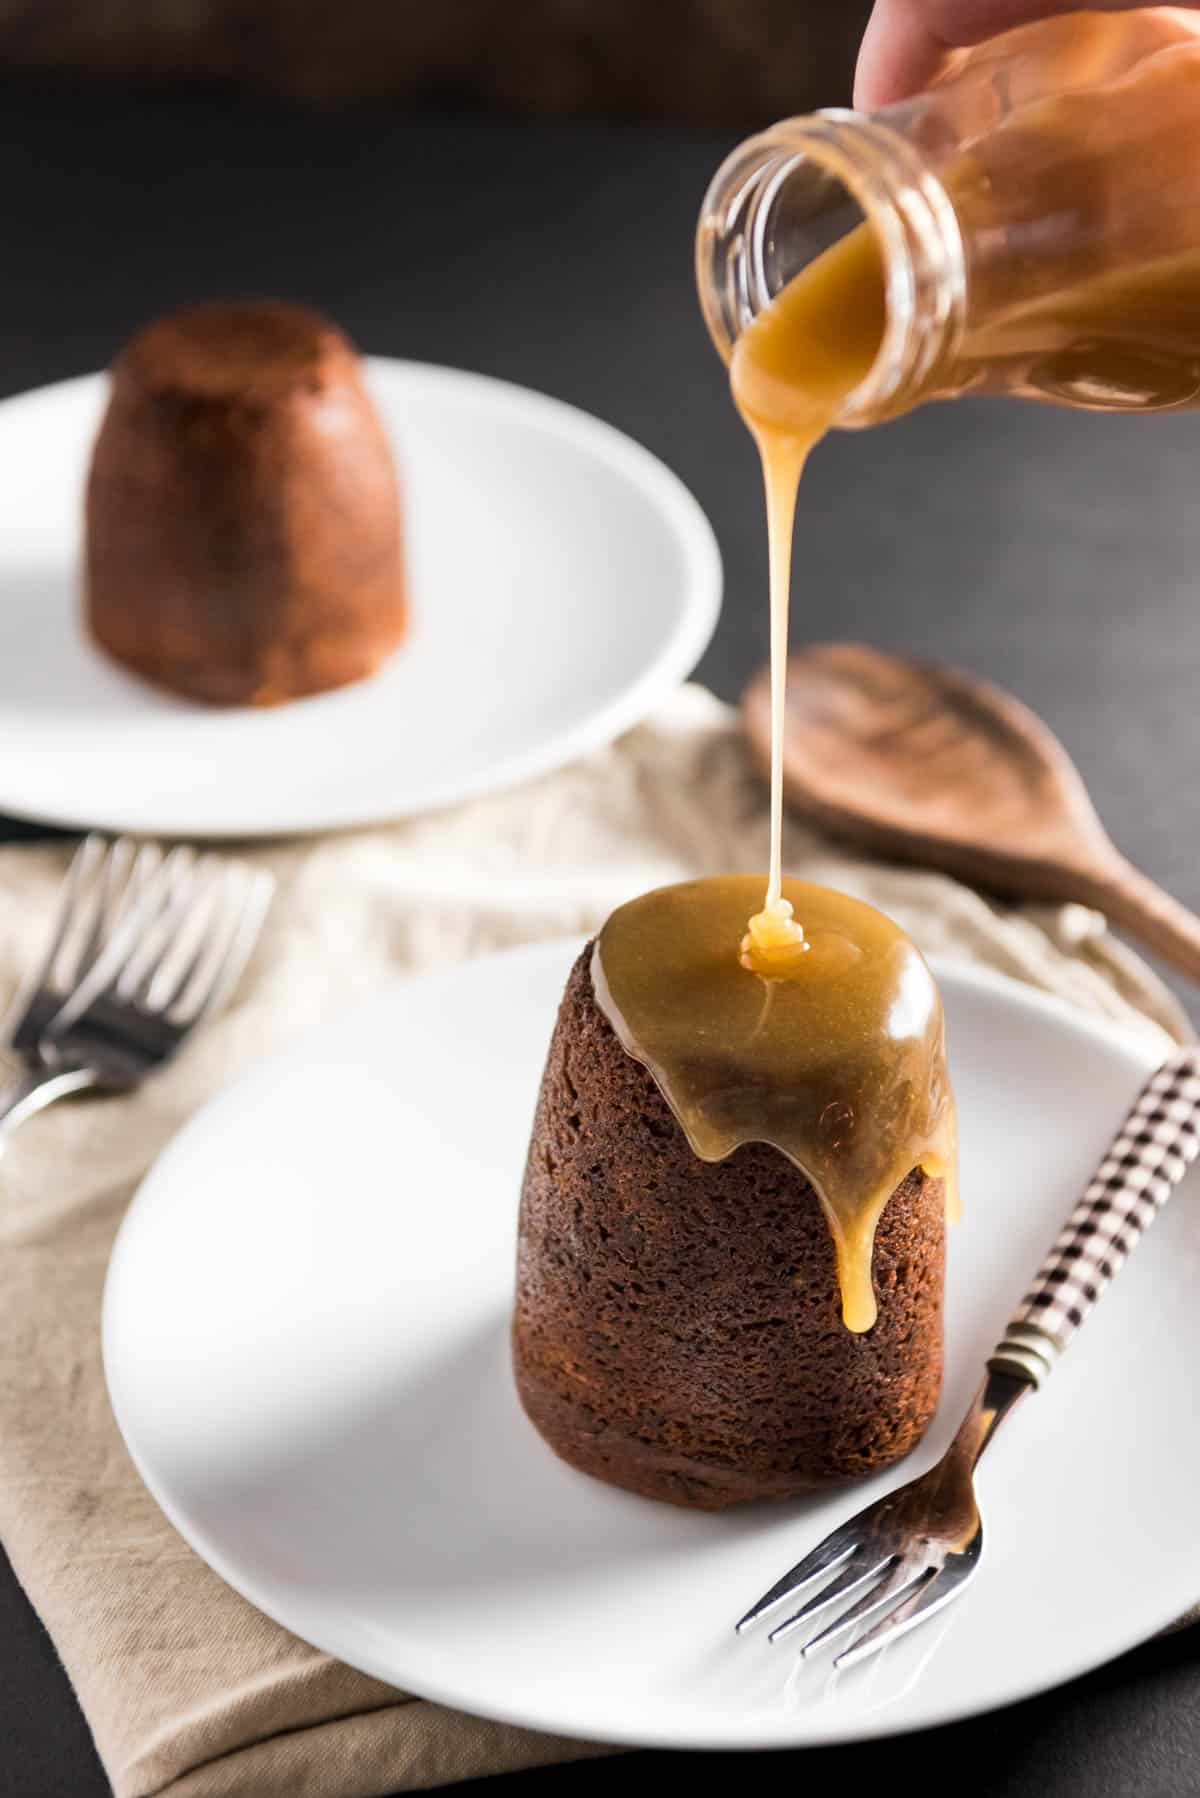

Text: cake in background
xmin=85 ymin=299 xmax=406 ymax=706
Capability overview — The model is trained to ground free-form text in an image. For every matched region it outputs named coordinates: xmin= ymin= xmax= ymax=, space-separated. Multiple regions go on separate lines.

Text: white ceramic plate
xmin=0 ymin=364 xmax=720 ymax=837
xmin=103 ymin=943 xmax=1200 ymax=1751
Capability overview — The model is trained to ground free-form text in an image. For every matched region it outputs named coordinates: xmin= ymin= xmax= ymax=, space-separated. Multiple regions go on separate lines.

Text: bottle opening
xmin=697 ymin=113 xmax=964 ymax=427
xmin=748 ymin=161 xmax=893 ymax=433
xmin=755 ymin=155 xmax=873 ymax=295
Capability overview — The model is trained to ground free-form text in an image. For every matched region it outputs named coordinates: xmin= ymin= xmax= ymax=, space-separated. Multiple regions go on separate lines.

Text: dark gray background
xmin=2 ymin=81 xmax=1199 ymax=1797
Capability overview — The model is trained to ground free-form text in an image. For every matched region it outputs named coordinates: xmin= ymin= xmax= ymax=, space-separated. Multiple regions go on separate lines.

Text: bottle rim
xmin=695 ymin=110 xmax=966 ymax=427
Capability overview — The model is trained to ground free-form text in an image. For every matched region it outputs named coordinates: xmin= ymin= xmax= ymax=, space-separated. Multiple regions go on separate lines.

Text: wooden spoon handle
xmin=1073 ymin=857 xmax=1200 ymax=983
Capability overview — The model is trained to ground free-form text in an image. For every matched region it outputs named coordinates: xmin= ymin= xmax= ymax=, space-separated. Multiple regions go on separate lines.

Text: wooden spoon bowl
xmin=742 ymin=642 xmax=1200 ymax=981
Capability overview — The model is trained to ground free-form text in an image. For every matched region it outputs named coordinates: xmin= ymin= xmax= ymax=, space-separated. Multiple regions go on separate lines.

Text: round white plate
xmin=0 ymin=364 xmax=720 ymax=837
xmin=103 ymin=943 xmax=1200 ymax=1751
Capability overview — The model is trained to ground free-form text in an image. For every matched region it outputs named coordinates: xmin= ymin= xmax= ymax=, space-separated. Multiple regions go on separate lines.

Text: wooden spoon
xmin=742 ymin=641 xmax=1200 ymax=980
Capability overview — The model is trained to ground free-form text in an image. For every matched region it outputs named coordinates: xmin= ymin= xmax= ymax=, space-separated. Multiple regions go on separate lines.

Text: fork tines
xmin=5 ymin=833 xmax=274 ymax=1057
xmin=734 ymin=1523 xmax=858 ymax=1636
xmin=54 ymin=842 xmax=273 ymax=1030
xmin=736 ymin=1527 xmax=978 ymax=1670
xmin=3 ymin=835 xmax=160 ymax=1050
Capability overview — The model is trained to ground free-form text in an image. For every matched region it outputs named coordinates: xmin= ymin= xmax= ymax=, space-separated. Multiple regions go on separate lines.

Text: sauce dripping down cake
xmin=513 ymin=877 xmax=955 ymax=1510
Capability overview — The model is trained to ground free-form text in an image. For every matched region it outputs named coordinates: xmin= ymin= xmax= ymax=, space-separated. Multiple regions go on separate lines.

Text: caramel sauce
xmin=718 ymin=60 xmax=1200 ymax=985
xmin=594 ymin=877 xmax=957 ymax=1334
xmin=641 ymin=21 xmax=1200 ymax=1330
xmin=590 ymin=222 xmax=957 ymax=1333
xmin=946 ymin=37 xmax=1200 ymax=412
xmin=731 ymin=224 xmax=888 ymax=974
xmin=960 ymin=247 xmax=1200 ymax=410
xmin=723 ymin=56 xmax=1200 ymax=991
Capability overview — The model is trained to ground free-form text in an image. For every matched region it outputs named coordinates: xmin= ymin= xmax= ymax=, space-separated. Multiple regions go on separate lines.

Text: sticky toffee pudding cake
xmin=84 ymin=300 xmax=406 ymax=706
xmin=512 ymin=876 xmax=955 ymax=1511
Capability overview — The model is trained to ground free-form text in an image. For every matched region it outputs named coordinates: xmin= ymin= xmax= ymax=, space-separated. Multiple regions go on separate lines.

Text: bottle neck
xmin=695 ymin=111 xmax=967 ymax=428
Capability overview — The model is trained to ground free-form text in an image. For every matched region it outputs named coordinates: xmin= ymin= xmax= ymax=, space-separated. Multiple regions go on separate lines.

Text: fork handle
xmin=0 ymin=1064 xmax=100 ymax=1146
xmin=988 ymin=1046 xmax=1200 ymax=1388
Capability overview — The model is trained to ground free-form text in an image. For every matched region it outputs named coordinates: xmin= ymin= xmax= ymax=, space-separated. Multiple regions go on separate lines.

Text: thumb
xmin=853 ymin=0 xmax=1149 ymax=110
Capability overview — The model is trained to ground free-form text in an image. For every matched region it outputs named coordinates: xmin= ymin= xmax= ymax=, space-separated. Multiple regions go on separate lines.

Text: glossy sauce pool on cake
xmin=593 ymin=875 xmax=956 ymax=1333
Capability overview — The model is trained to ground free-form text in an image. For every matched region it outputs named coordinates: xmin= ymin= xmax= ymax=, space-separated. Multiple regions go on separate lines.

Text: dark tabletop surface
xmin=2 ymin=77 xmax=1199 ymax=1798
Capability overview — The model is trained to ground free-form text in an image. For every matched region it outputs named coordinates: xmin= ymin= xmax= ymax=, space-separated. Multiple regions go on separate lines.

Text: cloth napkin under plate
xmin=0 ymin=683 xmax=1190 ymax=1798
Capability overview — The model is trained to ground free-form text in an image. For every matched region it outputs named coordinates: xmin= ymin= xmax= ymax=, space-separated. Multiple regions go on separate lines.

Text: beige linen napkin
xmin=0 ymin=683 xmax=1190 ymax=1798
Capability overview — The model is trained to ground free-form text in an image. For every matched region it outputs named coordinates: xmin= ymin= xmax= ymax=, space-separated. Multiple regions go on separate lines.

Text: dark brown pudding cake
xmin=512 ymin=878 xmax=952 ymax=1512
xmin=85 ymin=300 xmax=406 ymax=706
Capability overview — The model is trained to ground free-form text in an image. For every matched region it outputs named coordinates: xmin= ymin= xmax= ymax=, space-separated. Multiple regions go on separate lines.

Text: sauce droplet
xmin=740 ymin=895 xmax=809 ymax=976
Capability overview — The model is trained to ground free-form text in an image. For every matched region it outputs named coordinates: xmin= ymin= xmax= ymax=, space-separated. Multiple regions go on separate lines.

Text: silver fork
xmin=0 ymin=834 xmax=274 ymax=1145
xmin=735 ymin=1045 xmax=1200 ymax=1670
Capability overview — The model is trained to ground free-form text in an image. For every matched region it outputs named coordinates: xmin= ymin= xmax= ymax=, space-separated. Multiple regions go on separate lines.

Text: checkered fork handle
xmin=988 ymin=1047 xmax=1200 ymax=1388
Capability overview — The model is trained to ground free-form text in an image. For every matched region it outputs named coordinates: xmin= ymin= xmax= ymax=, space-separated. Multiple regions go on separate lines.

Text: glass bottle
xmin=696 ymin=8 xmax=1200 ymax=424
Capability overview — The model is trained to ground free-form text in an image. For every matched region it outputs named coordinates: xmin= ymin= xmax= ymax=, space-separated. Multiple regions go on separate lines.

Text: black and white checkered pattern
xmin=1009 ymin=1046 xmax=1200 ymax=1347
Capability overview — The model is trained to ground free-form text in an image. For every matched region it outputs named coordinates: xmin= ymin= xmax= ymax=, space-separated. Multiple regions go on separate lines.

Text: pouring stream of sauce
xmin=731 ymin=219 xmax=888 ymax=978
xmin=596 ymin=220 xmax=956 ymax=1332
xmin=595 ymin=56 xmax=1200 ymax=1325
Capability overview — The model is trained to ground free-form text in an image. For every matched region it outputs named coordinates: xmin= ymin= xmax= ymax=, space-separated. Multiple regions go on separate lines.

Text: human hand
xmin=855 ymin=0 xmax=1200 ymax=107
